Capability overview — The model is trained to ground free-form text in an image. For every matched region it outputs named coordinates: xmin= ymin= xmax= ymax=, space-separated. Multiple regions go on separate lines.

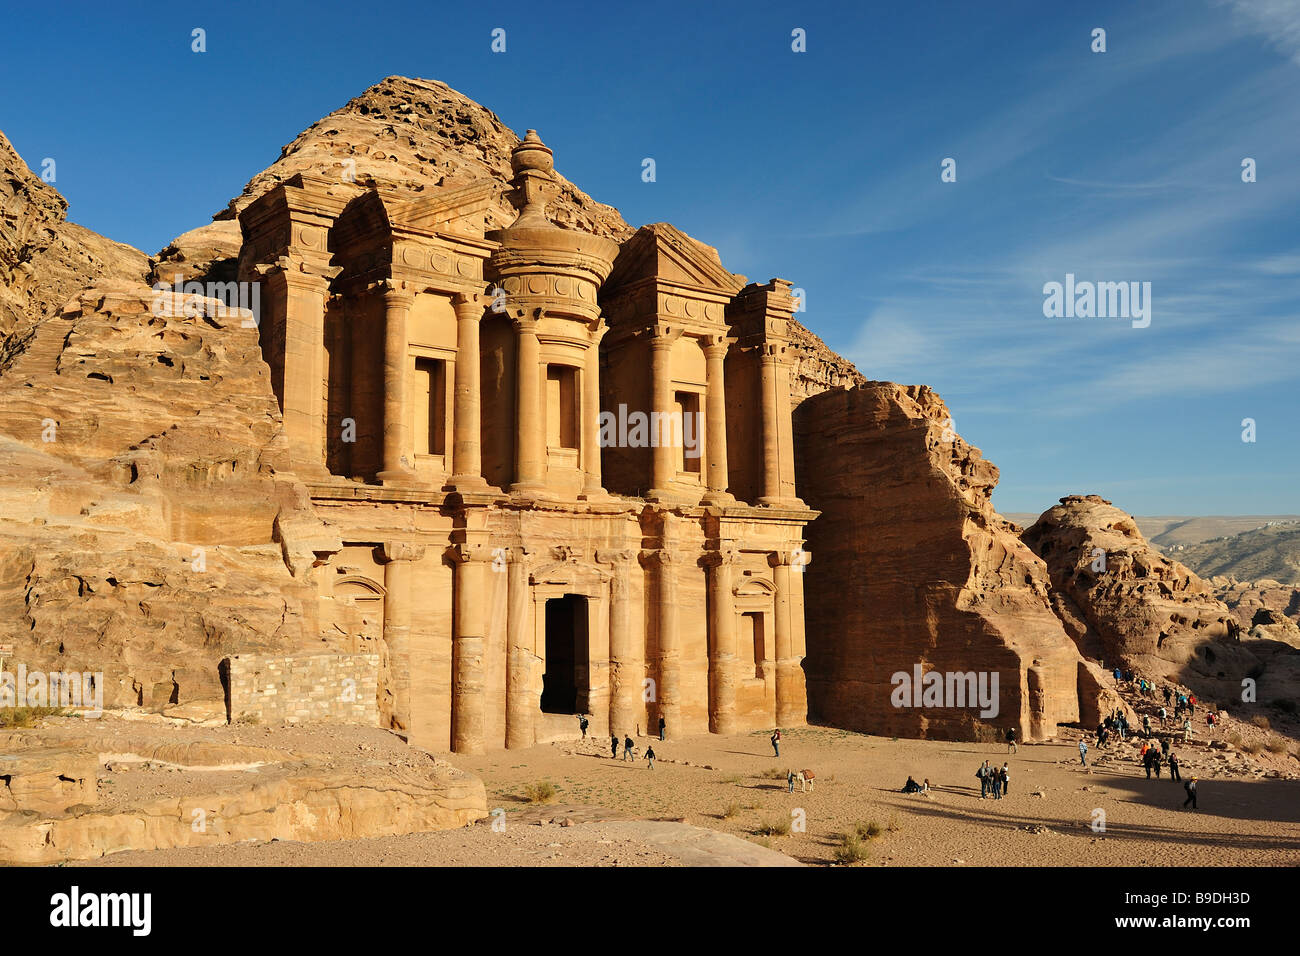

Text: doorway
xmin=542 ymin=594 xmax=589 ymax=714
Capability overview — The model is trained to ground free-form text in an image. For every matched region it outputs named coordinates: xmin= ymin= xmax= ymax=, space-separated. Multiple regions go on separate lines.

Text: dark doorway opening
xmin=542 ymin=594 xmax=589 ymax=714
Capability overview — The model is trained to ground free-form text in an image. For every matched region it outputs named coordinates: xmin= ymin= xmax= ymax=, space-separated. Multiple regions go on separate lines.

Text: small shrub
xmin=1242 ymin=740 xmax=1264 ymax=755
xmin=523 ymin=780 xmax=557 ymax=803
xmin=1251 ymin=715 xmax=1271 ymax=730
xmin=755 ymin=817 xmax=790 ymax=837
xmin=1265 ymin=737 xmax=1287 ymax=755
xmin=0 ymin=706 xmax=64 ymax=728
xmin=1227 ymin=733 xmax=1244 ymax=748
xmin=722 ymin=801 xmax=741 ymax=820
xmin=854 ymin=820 xmax=883 ymax=840
xmin=833 ymin=833 xmax=870 ymax=864
xmin=760 ymin=768 xmax=785 ymax=780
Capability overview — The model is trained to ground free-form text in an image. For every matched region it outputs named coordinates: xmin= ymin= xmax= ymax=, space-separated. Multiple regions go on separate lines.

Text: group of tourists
xmin=976 ymin=760 xmax=1010 ymax=798
xmin=1096 ymin=710 xmax=1131 ymax=747
xmin=1139 ymin=738 xmax=1182 ymax=780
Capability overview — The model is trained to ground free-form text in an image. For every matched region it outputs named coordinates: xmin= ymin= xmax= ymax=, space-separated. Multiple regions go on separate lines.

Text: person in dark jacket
xmin=1183 ymin=777 xmax=1198 ymax=810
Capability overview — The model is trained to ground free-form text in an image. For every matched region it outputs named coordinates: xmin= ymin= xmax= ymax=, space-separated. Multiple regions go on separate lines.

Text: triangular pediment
xmin=604 ymin=223 xmax=746 ymax=299
xmin=395 ymin=180 xmax=498 ymax=237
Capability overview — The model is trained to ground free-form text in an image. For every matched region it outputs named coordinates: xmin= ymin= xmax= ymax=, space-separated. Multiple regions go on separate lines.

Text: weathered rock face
xmin=0 ymin=283 xmax=329 ymax=710
xmin=0 ymin=131 xmax=148 ymax=348
xmin=1211 ymin=576 xmax=1300 ymax=629
xmin=1021 ymin=495 xmax=1278 ymax=703
xmin=216 ymin=75 xmax=632 ymax=243
xmin=795 ymin=383 xmax=1093 ymax=741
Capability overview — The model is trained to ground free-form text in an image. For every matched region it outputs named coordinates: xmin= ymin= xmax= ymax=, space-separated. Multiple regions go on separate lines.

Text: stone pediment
xmin=393 ymin=180 xmax=498 ymax=238
xmin=603 ymin=223 xmax=746 ymax=301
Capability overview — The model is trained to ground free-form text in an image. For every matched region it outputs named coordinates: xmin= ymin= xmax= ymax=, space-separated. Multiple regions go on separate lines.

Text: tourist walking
xmin=644 ymin=745 xmax=656 ymax=769
xmin=1183 ymin=777 xmax=1198 ymax=810
xmin=578 ymin=715 xmax=589 ymax=739
xmin=1143 ymin=715 xmax=1152 ymax=738
xmin=1182 ymin=718 xmax=1193 ymax=743
xmin=771 ymin=729 xmax=781 ymax=757
xmin=623 ymin=735 xmax=635 ymax=761
xmin=1078 ymin=739 xmax=1088 ymax=766
xmin=658 ymin=716 xmax=666 ymax=742
xmin=1152 ymin=750 xmax=1162 ymax=778
xmin=1169 ymin=752 xmax=1181 ymax=782
xmin=611 ymin=733 xmax=619 ymax=758
xmin=1006 ymin=726 xmax=1018 ymax=754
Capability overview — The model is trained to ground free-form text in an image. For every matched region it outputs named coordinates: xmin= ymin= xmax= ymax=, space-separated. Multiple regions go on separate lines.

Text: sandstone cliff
xmin=0 ymin=278 xmax=329 ymax=711
xmin=1021 ymin=495 xmax=1299 ymax=706
xmin=794 ymin=383 xmax=1103 ymax=741
xmin=0 ymin=131 xmax=148 ymax=351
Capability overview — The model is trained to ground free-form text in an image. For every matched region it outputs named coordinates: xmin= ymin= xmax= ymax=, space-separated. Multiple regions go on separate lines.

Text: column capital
xmin=768 ymin=548 xmax=801 ymax=568
xmin=511 ymin=308 xmax=542 ymax=334
xmin=641 ymin=548 xmax=684 ymax=568
xmin=703 ymin=546 xmax=740 ymax=568
xmin=649 ymin=324 xmax=684 ymax=348
xmin=377 ymin=279 xmax=415 ymax=307
xmin=702 ymin=335 xmax=729 ymax=360
xmin=382 ymin=541 xmax=426 ymax=564
xmin=452 ymin=291 xmax=493 ymax=317
xmin=597 ymin=548 xmax=638 ymax=566
xmin=257 ymin=257 xmax=340 ymax=290
xmin=454 ymin=543 xmax=495 ymax=564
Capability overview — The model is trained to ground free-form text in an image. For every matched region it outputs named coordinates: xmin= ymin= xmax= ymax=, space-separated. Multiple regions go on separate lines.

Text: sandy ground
xmin=79 ymin=724 xmax=1300 ymax=867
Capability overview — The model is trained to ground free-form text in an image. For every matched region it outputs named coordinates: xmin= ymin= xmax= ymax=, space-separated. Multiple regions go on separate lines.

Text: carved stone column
xmin=758 ymin=346 xmax=782 ymax=505
xmin=643 ymin=548 xmax=681 ymax=735
xmin=448 ymin=293 xmax=489 ymax=490
xmin=702 ymin=336 xmax=733 ymax=504
xmin=580 ymin=325 xmax=607 ymax=499
xmin=381 ymin=541 xmax=425 ymax=733
xmin=600 ymin=549 xmax=639 ymax=735
xmin=511 ymin=312 xmax=545 ymax=493
xmin=452 ymin=543 xmax=491 ymax=753
xmin=265 ymin=267 xmax=332 ymax=475
xmin=769 ymin=549 xmax=803 ymax=726
xmin=505 ymin=547 xmax=534 ymax=749
xmin=378 ymin=282 xmax=416 ymax=485
xmin=648 ymin=328 xmax=678 ymax=499
xmin=705 ymin=546 xmax=738 ymax=734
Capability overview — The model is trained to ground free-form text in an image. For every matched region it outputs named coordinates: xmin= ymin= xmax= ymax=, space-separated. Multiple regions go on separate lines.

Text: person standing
xmin=1006 ymin=727 xmax=1018 ymax=754
xmin=771 ymin=729 xmax=781 ymax=757
xmin=1143 ymin=749 xmax=1153 ymax=779
xmin=1143 ymin=715 xmax=1152 ymax=738
xmin=611 ymin=733 xmax=619 ymax=759
xmin=1183 ymin=777 xmax=1198 ymax=810
xmin=1183 ymin=718 xmax=1193 ymax=743
xmin=1152 ymin=750 xmax=1162 ymax=778
xmin=787 ymin=770 xmax=796 ymax=793
xmin=658 ymin=716 xmax=666 ymax=742
xmin=1000 ymin=763 xmax=1010 ymax=796
xmin=644 ymin=745 xmax=656 ymax=769
xmin=578 ymin=715 xmax=589 ymax=739
xmin=1078 ymin=739 xmax=1088 ymax=766
xmin=1169 ymin=752 xmax=1181 ymax=782
xmin=977 ymin=760 xmax=991 ymax=798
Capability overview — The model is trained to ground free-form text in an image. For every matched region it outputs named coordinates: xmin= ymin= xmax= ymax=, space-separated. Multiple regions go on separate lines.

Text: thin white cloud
xmin=1219 ymin=0 xmax=1300 ymax=65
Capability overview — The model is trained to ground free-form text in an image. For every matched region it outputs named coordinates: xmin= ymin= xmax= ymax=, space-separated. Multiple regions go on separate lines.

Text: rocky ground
xmin=69 ymin=714 xmax=1300 ymax=868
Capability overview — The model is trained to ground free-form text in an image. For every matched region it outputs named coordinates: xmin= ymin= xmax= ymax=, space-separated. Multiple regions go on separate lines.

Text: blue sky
xmin=2 ymin=0 xmax=1297 ymax=516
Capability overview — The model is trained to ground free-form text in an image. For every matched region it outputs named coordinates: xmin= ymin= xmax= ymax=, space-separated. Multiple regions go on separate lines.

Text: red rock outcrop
xmin=794 ymin=383 xmax=1099 ymax=741
xmin=1021 ymin=495 xmax=1280 ymax=703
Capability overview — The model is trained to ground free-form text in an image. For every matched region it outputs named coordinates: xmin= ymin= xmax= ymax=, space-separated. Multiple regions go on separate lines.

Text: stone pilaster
xmin=452 ymin=543 xmax=492 ymax=753
xmin=263 ymin=266 xmax=333 ymax=476
xmin=448 ymin=292 xmax=490 ymax=490
xmin=600 ymin=548 xmax=639 ymax=735
xmin=647 ymin=326 xmax=681 ymax=500
xmin=705 ymin=546 xmax=739 ymax=734
xmin=505 ymin=546 xmax=534 ymax=750
xmin=769 ymin=548 xmax=806 ymax=726
xmin=511 ymin=312 xmax=545 ymax=493
xmin=758 ymin=345 xmax=783 ymax=505
xmin=381 ymin=540 xmax=426 ymax=733
xmin=580 ymin=324 xmax=608 ymax=499
xmin=378 ymin=281 xmax=416 ymax=485
xmin=643 ymin=547 xmax=681 ymax=735
xmin=702 ymin=336 xmax=733 ymax=504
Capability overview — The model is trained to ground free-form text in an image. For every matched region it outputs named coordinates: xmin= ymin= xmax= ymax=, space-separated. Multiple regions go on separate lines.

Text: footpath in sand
xmin=88 ymin=724 xmax=1299 ymax=867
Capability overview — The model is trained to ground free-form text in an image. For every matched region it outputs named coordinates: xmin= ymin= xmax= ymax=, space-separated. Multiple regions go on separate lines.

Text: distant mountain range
xmin=1005 ymin=513 xmax=1300 ymax=585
